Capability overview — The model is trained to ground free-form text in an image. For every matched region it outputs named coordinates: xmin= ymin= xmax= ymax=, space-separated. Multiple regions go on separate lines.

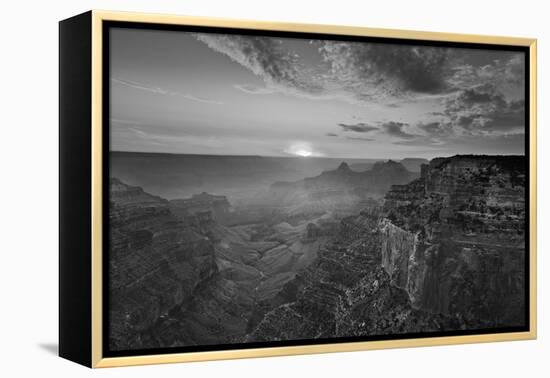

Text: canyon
xmin=108 ymin=154 xmax=527 ymax=350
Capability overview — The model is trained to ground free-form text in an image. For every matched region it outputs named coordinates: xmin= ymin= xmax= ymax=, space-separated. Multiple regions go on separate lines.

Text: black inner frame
xmin=102 ymin=20 xmax=531 ymax=358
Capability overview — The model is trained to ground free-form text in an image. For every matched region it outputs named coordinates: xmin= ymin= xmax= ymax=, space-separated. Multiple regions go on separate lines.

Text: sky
xmin=109 ymin=27 xmax=526 ymax=159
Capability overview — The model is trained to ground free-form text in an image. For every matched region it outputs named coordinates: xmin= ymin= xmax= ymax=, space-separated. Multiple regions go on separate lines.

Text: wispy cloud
xmin=381 ymin=121 xmax=420 ymax=139
xmin=128 ymin=127 xmax=149 ymax=138
xmin=194 ymin=34 xmax=324 ymax=97
xmin=112 ymin=78 xmax=179 ymax=95
xmin=195 ymin=35 xmax=454 ymax=105
xmin=337 ymin=122 xmax=378 ymax=133
xmin=346 ymin=136 xmax=375 ymax=141
xmin=194 ymin=32 xmax=525 ymax=130
xmin=448 ymin=53 xmax=524 ymax=97
xmin=319 ymin=42 xmax=452 ymax=99
xmin=233 ymin=84 xmax=276 ymax=95
xmin=417 ymin=121 xmax=452 ymax=137
xmin=112 ymin=78 xmax=224 ymax=105
xmin=442 ymin=84 xmax=524 ymax=134
xmin=181 ymin=93 xmax=224 ymax=105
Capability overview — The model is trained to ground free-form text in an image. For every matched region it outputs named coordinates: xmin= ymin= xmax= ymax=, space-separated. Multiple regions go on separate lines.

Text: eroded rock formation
xmin=170 ymin=192 xmax=232 ymax=224
xmin=380 ymin=155 xmax=526 ymax=327
xmin=109 ymin=155 xmax=526 ymax=350
xmin=109 ymin=178 xmax=332 ymax=349
xmin=248 ymin=210 xmax=460 ymax=341
xmin=109 ymin=178 xmax=218 ymax=350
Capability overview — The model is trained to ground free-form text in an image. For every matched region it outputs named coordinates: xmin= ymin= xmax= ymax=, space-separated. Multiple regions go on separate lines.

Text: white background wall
xmin=1 ymin=0 xmax=547 ymax=376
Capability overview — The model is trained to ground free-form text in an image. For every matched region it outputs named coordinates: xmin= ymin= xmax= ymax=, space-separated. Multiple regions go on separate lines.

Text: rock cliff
xmin=109 ymin=154 xmax=526 ymax=349
xmin=248 ymin=210 xmax=460 ymax=341
xmin=109 ymin=178 xmax=332 ymax=349
xmin=109 ymin=178 xmax=218 ymax=350
xmin=380 ymin=155 xmax=526 ymax=327
xmin=170 ymin=192 xmax=232 ymax=224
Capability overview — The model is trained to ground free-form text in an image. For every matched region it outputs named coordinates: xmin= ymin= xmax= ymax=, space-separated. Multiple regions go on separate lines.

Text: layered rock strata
xmin=247 ymin=209 xmax=461 ymax=341
xmin=109 ymin=178 xmax=218 ymax=349
xmin=381 ymin=155 xmax=526 ymax=327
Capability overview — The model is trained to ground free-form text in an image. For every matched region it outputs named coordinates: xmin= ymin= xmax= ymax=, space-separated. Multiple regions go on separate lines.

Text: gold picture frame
xmin=59 ymin=10 xmax=537 ymax=368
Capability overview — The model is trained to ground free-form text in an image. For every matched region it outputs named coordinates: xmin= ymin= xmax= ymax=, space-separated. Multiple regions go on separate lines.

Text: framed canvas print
xmin=59 ymin=10 xmax=537 ymax=368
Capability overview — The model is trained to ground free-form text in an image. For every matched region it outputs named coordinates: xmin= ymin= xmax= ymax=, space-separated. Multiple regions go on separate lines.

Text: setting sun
xmin=295 ymin=149 xmax=312 ymax=157
xmin=285 ymin=142 xmax=321 ymax=157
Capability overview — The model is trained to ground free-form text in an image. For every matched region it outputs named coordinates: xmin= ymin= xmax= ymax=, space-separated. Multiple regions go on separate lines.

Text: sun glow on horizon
xmin=295 ymin=149 xmax=312 ymax=157
xmin=285 ymin=142 xmax=323 ymax=157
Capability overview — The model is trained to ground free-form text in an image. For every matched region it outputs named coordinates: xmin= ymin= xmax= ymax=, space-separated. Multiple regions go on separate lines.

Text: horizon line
xmin=110 ymin=150 xmax=525 ymax=161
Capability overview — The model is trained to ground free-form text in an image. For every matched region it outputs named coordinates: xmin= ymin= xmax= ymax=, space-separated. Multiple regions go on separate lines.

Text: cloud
xmin=346 ymin=136 xmax=375 ymax=141
xmin=181 ymin=94 xmax=224 ymax=105
xmin=319 ymin=42 xmax=451 ymax=98
xmin=194 ymin=34 xmax=324 ymax=96
xmin=393 ymin=131 xmax=525 ymax=155
xmin=195 ymin=34 xmax=453 ymax=105
xmin=417 ymin=121 xmax=452 ymax=137
xmin=442 ymin=84 xmax=524 ymax=133
xmin=337 ymin=122 xmax=378 ymax=133
xmin=448 ymin=53 xmax=525 ymax=97
xmin=381 ymin=120 xmax=453 ymax=146
xmin=112 ymin=78 xmax=179 ymax=95
xmin=381 ymin=121 xmax=420 ymax=139
xmin=128 ymin=127 xmax=149 ymax=138
xmin=112 ymin=77 xmax=223 ymax=104
xmin=233 ymin=84 xmax=276 ymax=94
xmin=195 ymin=33 xmax=525 ymax=115
xmin=386 ymin=103 xmax=402 ymax=108
xmin=392 ymin=137 xmax=443 ymax=146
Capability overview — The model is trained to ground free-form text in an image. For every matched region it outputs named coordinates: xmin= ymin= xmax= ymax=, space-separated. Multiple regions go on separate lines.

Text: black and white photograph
xmin=106 ymin=26 xmax=528 ymax=353
xmin=5 ymin=0 xmax=550 ymax=375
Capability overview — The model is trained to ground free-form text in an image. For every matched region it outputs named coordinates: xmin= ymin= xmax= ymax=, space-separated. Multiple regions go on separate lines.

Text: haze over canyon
xmin=108 ymin=152 xmax=526 ymax=350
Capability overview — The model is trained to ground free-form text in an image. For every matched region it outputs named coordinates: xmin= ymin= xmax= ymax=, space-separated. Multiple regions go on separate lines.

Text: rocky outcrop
xmin=170 ymin=192 xmax=232 ymax=224
xmin=304 ymin=159 xmax=416 ymax=195
xmin=109 ymin=178 xmax=218 ymax=350
xmin=109 ymin=154 xmax=526 ymax=349
xmin=380 ymin=155 xmax=526 ymax=328
xmin=247 ymin=210 xmax=461 ymax=342
xmin=109 ymin=178 xmax=332 ymax=350
xmin=303 ymin=220 xmax=339 ymax=241
xmin=272 ymin=160 xmax=416 ymax=196
xmin=265 ymin=160 xmax=416 ymax=219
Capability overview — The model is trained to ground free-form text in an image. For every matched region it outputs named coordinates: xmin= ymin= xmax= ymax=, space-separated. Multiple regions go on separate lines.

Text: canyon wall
xmin=109 ymin=178 xmax=333 ymax=349
xmin=380 ymin=155 xmax=526 ymax=328
xmin=109 ymin=178 xmax=219 ymax=350
xmin=248 ymin=210 xmax=459 ymax=342
xmin=109 ymin=154 xmax=526 ymax=349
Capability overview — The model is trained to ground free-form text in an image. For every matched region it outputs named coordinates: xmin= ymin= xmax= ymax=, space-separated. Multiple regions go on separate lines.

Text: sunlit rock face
xmin=381 ymin=155 xmax=526 ymax=328
xmin=247 ymin=210 xmax=461 ymax=342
